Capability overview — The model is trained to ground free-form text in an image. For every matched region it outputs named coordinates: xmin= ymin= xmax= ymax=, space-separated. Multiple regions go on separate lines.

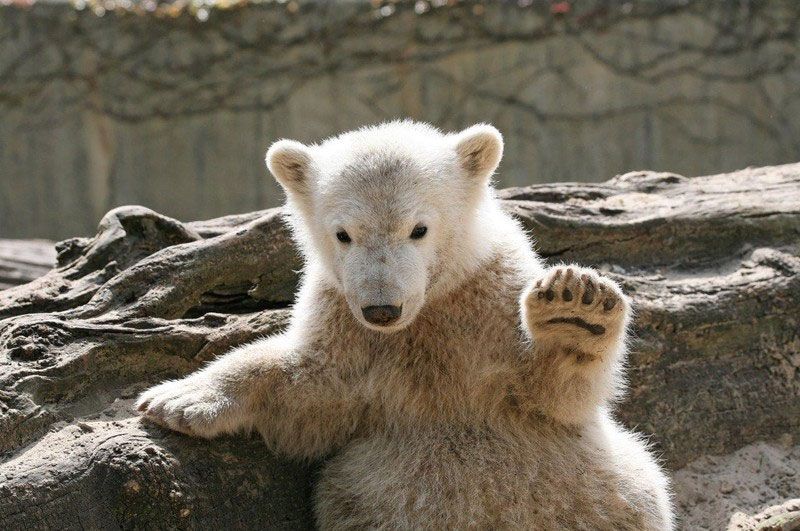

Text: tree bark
xmin=727 ymin=498 xmax=800 ymax=530
xmin=1 ymin=164 xmax=798 ymax=529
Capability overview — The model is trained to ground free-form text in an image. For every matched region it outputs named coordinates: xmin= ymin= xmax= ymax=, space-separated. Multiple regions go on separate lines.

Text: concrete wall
xmin=2 ymin=0 xmax=799 ymax=239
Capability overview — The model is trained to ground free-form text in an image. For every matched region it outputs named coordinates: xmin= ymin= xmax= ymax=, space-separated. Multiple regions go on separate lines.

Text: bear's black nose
xmin=362 ymin=305 xmax=402 ymax=326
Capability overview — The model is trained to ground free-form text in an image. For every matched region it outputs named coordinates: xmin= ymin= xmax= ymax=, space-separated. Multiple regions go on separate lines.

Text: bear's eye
xmin=410 ymin=225 xmax=427 ymax=240
xmin=336 ymin=230 xmax=351 ymax=244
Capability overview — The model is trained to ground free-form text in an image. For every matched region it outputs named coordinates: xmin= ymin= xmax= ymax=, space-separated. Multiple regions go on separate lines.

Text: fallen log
xmin=1 ymin=164 xmax=798 ymax=528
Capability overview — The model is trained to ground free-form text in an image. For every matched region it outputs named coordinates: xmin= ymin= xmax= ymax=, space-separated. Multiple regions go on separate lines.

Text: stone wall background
xmin=1 ymin=0 xmax=799 ymax=239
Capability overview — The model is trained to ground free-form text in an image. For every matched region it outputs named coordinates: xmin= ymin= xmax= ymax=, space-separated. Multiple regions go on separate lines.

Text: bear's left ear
xmin=266 ymin=139 xmax=313 ymax=196
xmin=453 ymin=124 xmax=504 ymax=182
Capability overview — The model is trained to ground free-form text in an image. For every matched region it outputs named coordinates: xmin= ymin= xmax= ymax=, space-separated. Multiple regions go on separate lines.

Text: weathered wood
xmin=0 ymin=419 xmax=315 ymax=530
xmin=728 ymin=498 xmax=800 ymax=530
xmin=1 ymin=164 xmax=798 ymax=529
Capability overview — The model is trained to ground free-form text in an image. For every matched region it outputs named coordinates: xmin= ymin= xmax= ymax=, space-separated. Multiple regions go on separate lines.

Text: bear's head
xmin=266 ymin=121 xmax=503 ymax=333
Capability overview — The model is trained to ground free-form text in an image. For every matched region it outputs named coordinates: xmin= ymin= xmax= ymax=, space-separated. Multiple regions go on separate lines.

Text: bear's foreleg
xmin=521 ymin=265 xmax=630 ymax=425
xmin=136 ymin=335 xmax=363 ymax=458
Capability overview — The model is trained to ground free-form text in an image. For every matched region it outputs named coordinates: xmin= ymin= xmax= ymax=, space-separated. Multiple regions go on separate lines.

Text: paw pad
xmin=525 ymin=265 xmax=628 ymax=334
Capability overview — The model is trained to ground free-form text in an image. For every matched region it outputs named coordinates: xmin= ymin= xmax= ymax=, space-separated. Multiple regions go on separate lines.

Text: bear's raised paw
xmin=523 ymin=266 xmax=629 ymax=342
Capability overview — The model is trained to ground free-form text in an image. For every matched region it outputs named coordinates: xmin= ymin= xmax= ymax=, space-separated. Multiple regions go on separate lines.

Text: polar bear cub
xmin=137 ymin=121 xmax=673 ymax=530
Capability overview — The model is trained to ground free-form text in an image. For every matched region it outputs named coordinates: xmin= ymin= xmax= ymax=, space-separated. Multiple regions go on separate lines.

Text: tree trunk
xmin=1 ymin=164 xmax=798 ymax=529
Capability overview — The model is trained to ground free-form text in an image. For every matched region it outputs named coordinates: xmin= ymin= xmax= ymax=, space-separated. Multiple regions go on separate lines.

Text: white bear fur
xmin=138 ymin=121 xmax=674 ymax=530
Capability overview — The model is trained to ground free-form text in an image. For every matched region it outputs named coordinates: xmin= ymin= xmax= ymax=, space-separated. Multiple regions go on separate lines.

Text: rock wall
xmin=0 ymin=239 xmax=55 ymax=289
xmin=2 ymin=0 xmax=800 ymax=239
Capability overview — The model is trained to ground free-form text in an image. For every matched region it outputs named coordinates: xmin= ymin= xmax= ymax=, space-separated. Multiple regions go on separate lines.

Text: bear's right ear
xmin=452 ymin=124 xmax=504 ymax=183
xmin=266 ymin=139 xmax=313 ymax=196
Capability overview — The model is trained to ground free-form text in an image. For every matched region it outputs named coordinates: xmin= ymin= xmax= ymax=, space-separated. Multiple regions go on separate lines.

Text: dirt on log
xmin=1 ymin=164 xmax=799 ymax=529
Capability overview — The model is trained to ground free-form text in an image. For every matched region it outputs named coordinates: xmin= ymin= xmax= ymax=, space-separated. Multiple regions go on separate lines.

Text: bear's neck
xmin=423 ymin=197 xmax=529 ymax=301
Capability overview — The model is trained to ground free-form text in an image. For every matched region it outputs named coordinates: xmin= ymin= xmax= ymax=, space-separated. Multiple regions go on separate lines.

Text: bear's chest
xmin=357 ymin=312 xmax=531 ymax=425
